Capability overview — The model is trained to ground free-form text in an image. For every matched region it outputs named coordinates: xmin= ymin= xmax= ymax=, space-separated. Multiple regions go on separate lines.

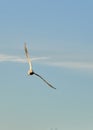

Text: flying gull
xmin=24 ymin=43 xmax=56 ymax=89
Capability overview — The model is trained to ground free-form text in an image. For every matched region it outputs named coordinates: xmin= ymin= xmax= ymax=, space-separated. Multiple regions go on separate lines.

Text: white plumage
xmin=24 ymin=43 xmax=56 ymax=89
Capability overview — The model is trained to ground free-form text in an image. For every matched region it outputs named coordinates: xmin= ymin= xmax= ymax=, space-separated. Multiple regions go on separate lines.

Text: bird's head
xmin=27 ymin=70 xmax=33 ymax=75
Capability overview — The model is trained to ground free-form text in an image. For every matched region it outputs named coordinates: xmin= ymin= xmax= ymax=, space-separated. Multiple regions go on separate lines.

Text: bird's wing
xmin=33 ymin=72 xmax=56 ymax=89
xmin=24 ymin=43 xmax=32 ymax=71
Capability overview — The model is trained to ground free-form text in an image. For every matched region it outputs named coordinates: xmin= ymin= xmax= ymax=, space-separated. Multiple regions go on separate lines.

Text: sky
xmin=0 ymin=0 xmax=93 ymax=130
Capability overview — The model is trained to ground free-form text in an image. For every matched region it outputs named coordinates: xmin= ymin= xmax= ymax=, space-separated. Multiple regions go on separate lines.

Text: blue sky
xmin=0 ymin=0 xmax=93 ymax=130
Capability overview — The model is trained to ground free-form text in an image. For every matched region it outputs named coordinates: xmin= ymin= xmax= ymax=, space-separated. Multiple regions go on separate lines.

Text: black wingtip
xmin=33 ymin=72 xmax=56 ymax=89
xmin=51 ymin=86 xmax=56 ymax=90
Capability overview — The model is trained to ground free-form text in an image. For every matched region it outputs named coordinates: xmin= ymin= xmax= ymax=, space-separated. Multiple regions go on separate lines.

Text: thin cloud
xmin=43 ymin=53 xmax=93 ymax=70
xmin=1 ymin=54 xmax=93 ymax=70
xmin=46 ymin=61 xmax=93 ymax=69
xmin=0 ymin=54 xmax=49 ymax=63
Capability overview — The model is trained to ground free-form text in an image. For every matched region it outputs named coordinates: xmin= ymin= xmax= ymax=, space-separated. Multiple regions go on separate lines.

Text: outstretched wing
xmin=33 ymin=72 xmax=56 ymax=89
xmin=24 ymin=43 xmax=32 ymax=71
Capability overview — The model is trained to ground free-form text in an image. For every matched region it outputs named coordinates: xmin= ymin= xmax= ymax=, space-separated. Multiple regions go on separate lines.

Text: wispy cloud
xmin=46 ymin=61 xmax=93 ymax=69
xmin=41 ymin=53 xmax=93 ymax=69
xmin=0 ymin=54 xmax=49 ymax=63
xmin=1 ymin=54 xmax=93 ymax=70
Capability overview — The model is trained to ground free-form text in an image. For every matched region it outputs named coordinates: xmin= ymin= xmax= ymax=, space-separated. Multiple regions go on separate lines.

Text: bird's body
xmin=24 ymin=43 xmax=56 ymax=89
xmin=28 ymin=71 xmax=34 ymax=75
xmin=28 ymin=70 xmax=33 ymax=75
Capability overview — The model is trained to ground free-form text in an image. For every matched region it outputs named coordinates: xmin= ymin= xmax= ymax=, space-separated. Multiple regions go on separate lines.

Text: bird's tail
xmin=33 ymin=72 xmax=56 ymax=89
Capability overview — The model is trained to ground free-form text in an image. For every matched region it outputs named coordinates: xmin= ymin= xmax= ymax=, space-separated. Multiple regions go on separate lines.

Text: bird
xmin=24 ymin=43 xmax=56 ymax=89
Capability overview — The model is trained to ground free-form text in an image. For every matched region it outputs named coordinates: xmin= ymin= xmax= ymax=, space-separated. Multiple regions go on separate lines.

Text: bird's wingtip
xmin=24 ymin=42 xmax=27 ymax=46
xmin=53 ymin=87 xmax=56 ymax=89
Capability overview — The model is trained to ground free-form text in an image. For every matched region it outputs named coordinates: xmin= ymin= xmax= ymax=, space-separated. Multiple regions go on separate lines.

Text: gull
xmin=24 ymin=43 xmax=56 ymax=89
